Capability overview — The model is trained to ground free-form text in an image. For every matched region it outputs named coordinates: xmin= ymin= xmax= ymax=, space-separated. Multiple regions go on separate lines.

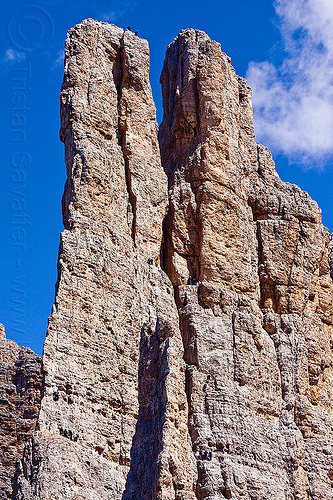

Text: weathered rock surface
xmin=0 ymin=325 xmax=42 ymax=499
xmin=14 ymin=19 xmax=195 ymax=500
xmin=159 ymin=28 xmax=333 ymax=499
xmin=4 ymin=22 xmax=333 ymax=500
xmin=14 ymin=431 xmax=128 ymax=500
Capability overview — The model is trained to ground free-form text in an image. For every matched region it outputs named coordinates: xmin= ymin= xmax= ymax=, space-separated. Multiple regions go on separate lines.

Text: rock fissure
xmin=119 ymin=117 xmax=137 ymax=246
xmin=117 ymin=35 xmax=137 ymax=246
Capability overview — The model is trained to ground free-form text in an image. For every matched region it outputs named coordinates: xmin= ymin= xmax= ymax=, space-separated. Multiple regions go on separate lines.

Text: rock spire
xmin=5 ymin=20 xmax=333 ymax=500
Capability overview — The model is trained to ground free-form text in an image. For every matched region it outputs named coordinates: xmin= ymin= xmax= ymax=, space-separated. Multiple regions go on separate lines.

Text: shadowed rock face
xmin=0 ymin=325 xmax=42 ymax=500
xmin=4 ymin=21 xmax=333 ymax=500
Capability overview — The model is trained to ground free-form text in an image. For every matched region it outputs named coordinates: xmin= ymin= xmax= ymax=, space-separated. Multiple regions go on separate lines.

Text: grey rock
xmin=160 ymin=28 xmax=333 ymax=499
xmin=5 ymin=22 xmax=333 ymax=500
xmin=14 ymin=19 xmax=195 ymax=500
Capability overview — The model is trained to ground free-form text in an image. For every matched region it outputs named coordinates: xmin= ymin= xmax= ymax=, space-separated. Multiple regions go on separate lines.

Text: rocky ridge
xmin=2 ymin=19 xmax=333 ymax=500
xmin=0 ymin=325 xmax=42 ymax=499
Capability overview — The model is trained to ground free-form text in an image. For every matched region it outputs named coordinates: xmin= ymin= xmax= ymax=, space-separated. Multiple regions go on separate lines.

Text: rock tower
xmin=3 ymin=19 xmax=333 ymax=500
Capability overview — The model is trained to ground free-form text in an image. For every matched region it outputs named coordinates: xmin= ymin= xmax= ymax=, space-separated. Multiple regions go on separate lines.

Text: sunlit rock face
xmin=13 ymin=19 xmax=195 ymax=500
xmin=6 ymin=21 xmax=333 ymax=500
xmin=159 ymin=28 xmax=333 ymax=500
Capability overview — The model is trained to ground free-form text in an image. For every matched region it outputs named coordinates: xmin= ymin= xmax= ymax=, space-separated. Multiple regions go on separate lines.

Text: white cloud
xmin=246 ymin=0 xmax=333 ymax=166
xmin=102 ymin=11 xmax=118 ymax=22
xmin=100 ymin=0 xmax=136 ymax=23
xmin=3 ymin=49 xmax=26 ymax=63
xmin=51 ymin=50 xmax=65 ymax=70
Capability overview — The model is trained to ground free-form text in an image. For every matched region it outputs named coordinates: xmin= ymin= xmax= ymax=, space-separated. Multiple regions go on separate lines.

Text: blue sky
xmin=1 ymin=0 xmax=332 ymax=355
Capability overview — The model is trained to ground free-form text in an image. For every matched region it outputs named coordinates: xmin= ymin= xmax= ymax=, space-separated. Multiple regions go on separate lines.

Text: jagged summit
xmin=170 ymin=28 xmax=212 ymax=43
xmin=1 ymin=19 xmax=333 ymax=500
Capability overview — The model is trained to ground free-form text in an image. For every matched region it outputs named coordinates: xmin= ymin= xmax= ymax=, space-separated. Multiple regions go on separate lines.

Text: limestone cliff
xmin=159 ymin=29 xmax=333 ymax=499
xmin=14 ymin=19 xmax=195 ymax=500
xmin=2 ymin=20 xmax=333 ymax=500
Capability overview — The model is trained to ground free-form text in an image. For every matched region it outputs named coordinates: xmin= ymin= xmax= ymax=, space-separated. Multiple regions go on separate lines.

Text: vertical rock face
xmin=5 ymin=22 xmax=333 ymax=500
xmin=159 ymin=29 xmax=333 ymax=499
xmin=159 ymin=30 xmax=260 ymax=298
xmin=0 ymin=325 xmax=42 ymax=499
xmin=14 ymin=19 xmax=195 ymax=500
